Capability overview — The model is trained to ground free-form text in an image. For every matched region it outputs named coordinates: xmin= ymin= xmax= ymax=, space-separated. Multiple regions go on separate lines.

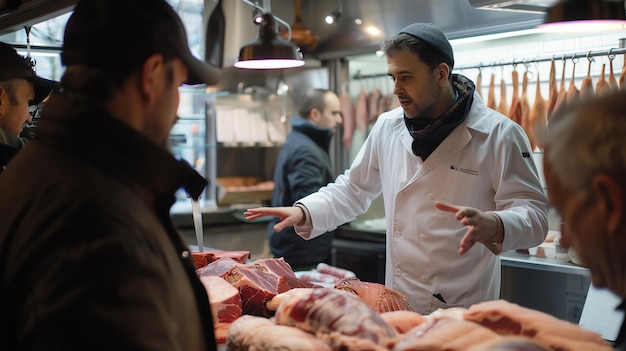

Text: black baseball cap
xmin=0 ymin=42 xmax=60 ymax=105
xmin=61 ymin=0 xmax=221 ymax=86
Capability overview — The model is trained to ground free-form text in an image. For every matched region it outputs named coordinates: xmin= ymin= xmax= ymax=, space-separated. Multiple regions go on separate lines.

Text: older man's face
xmin=0 ymin=79 xmax=34 ymax=136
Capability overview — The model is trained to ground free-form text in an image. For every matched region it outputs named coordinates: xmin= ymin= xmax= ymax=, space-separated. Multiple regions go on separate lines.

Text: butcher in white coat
xmin=245 ymin=22 xmax=548 ymax=314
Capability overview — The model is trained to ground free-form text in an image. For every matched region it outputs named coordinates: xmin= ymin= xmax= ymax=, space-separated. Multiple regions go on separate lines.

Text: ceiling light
xmin=538 ymin=0 xmax=626 ymax=32
xmin=252 ymin=7 xmax=263 ymax=24
xmin=234 ymin=13 xmax=305 ymax=70
xmin=325 ymin=7 xmax=342 ymax=24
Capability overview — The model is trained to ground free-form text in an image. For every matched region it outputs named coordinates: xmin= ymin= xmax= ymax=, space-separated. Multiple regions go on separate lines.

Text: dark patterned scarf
xmin=404 ymin=74 xmax=475 ymax=159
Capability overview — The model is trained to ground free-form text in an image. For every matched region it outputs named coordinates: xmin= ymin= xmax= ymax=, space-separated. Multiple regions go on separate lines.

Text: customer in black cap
xmin=0 ymin=0 xmax=221 ymax=350
xmin=0 ymin=42 xmax=58 ymax=173
xmin=245 ymin=22 xmax=548 ymax=314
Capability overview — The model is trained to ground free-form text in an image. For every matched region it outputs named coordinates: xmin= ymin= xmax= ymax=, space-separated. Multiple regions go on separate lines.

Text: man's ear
xmin=139 ymin=54 xmax=165 ymax=103
xmin=436 ymin=63 xmax=450 ymax=86
xmin=308 ymin=107 xmax=321 ymax=122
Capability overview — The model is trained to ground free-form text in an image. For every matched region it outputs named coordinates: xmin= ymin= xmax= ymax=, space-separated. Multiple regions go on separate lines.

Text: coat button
xmin=394 ymin=269 xmax=401 ymax=276
xmin=420 ymin=276 xmax=428 ymax=283
xmin=427 ymin=193 xmax=434 ymax=200
xmin=394 ymin=231 xmax=401 ymax=238
xmin=181 ymin=250 xmax=190 ymax=258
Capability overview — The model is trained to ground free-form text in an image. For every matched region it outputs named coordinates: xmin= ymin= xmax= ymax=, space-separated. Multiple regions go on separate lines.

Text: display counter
xmin=333 ymin=223 xmax=591 ymax=323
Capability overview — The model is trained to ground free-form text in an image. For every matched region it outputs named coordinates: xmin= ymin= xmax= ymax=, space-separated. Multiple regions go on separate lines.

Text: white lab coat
xmin=296 ymin=93 xmax=549 ymax=314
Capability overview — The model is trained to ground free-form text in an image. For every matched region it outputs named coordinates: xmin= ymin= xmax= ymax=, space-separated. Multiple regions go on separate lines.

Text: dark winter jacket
xmin=0 ymin=129 xmax=27 ymax=174
xmin=269 ymin=116 xmax=335 ymax=269
xmin=0 ymin=92 xmax=217 ymax=351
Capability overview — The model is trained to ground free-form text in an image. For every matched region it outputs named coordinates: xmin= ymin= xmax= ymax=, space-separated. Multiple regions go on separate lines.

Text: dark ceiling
xmin=291 ymin=0 xmax=546 ymax=59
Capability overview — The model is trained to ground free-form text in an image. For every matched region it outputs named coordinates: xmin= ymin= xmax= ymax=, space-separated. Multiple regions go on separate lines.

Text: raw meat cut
xmin=463 ymin=299 xmax=613 ymax=351
xmin=197 ymin=257 xmax=280 ymax=316
xmin=334 ymin=277 xmax=412 ymax=313
xmin=379 ymin=310 xmax=427 ymax=334
xmin=266 ymin=288 xmax=316 ymax=311
xmin=226 ymin=315 xmax=331 ymax=351
xmin=467 ymin=336 xmax=551 ymax=351
xmin=252 ymin=257 xmax=296 ymax=278
xmin=315 ymin=262 xmax=356 ymax=279
xmin=393 ymin=317 xmax=502 ymax=351
xmin=192 ymin=250 xmax=250 ymax=269
xmin=199 ymin=276 xmax=242 ymax=344
xmin=197 ymin=257 xmax=317 ymax=317
xmin=274 ymin=288 xmax=398 ymax=348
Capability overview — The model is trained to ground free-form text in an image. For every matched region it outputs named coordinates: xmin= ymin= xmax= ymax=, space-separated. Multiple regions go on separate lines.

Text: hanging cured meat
xmin=340 ymin=86 xmax=355 ymax=148
xmin=566 ymin=59 xmax=579 ymax=103
xmin=355 ymin=88 xmax=369 ymax=133
xmin=579 ymin=57 xmax=595 ymax=99
xmin=528 ymin=71 xmax=547 ymax=152
xmin=608 ymin=55 xmax=619 ymax=90
xmin=519 ymin=68 xmax=531 ymax=133
xmin=552 ymin=59 xmax=568 ymax=117
xmin=508 ymin=66 xmax=522 ymax=126
xmin=620 ymin=52 xmax=626 ymax=89
xmin=596 ymin=63 xmax=610 ymax=95
xmin=487 ymin=72 xmax=497 ymax=110
xmin=497 ymin=70 xmax=509 ymax=117
xmin=368 ymin=88 xmax=382 ymax=124
xmin=547 ymin=58 xmax=558 ymax=115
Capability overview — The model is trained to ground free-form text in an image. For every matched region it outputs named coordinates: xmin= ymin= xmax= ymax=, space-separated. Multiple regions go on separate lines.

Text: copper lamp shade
xmin=234 ymin=13 xmax=304 ymax=70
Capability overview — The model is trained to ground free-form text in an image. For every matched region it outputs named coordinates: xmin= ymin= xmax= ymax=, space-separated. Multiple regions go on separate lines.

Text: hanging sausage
xmin=340 ymin=84 xmax=355 ymax=148
xmin=566 ymin=58 xmax=579 ymax=103
xmin=595 ymin=63 xmax=610 ymax=96
xmin=508 ymin=65 xmax=523 ymax=126
xmin=519 ymin=65 xmax=531 ymax=133
xmin=579 ymin=55 xmax=595 ymax=99
xmin=552 ymin=59 xmax=568 ymax=117
xmin=528 ymin=71 xmax=547 ymax=152
xmin=487 ymin=71 xmax=497 ymax=110
xmin=497 ymin=67 xmax=509 ymax=117
xmin=547 ymin=58 xmax=558 ymax=115
xmin=608 ymin=51 xmax=618 ymax=90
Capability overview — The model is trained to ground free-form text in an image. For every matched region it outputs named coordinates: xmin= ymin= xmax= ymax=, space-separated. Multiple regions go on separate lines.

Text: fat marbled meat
xmin=199 ymin=276 xmax=242 ymax=344
xmin=274 ymin=288 xmax=398 ymax=348
xmin=197 ymin=257 xmax=318 ymax=317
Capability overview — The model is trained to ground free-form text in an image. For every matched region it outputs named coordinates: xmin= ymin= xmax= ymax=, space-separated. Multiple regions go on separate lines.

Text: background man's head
xmin=0 ymin=42 xmax=58 ymax=136
xmin=297 ymin=88 xmax=342 ymax=130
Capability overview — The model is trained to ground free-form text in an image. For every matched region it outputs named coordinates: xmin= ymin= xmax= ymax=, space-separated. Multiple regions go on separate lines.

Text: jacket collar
xmin=290 ymin=116 xmax=334 ymax=151
xmin=35 ymin=92 xmax=207 ymax=200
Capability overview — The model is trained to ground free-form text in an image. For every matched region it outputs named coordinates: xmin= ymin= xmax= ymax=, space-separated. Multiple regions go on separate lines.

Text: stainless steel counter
xmin=500 ymin=250 xmax=589 ymax=277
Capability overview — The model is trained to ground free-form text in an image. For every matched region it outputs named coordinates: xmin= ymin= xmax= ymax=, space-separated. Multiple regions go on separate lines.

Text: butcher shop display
xmin=196 ymin=257 xmax=612 ymax=350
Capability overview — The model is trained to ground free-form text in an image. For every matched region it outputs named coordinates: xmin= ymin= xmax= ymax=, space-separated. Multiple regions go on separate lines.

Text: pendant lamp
xmin=234 ymin=13 xmax=304 ymax=70
xmin=539 ymin=0 xmax=626 ymax=32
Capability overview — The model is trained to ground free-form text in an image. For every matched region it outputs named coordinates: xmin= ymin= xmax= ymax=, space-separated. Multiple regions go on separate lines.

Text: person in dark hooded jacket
xmin=269 ymin=88 xmax=342 ymax=270
xmin=0 ymin=0 xmax=221 ymax=350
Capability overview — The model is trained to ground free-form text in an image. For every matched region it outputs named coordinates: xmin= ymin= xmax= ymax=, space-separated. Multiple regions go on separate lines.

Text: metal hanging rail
xmin=351 ymin=47 xmax=626 ymax=79
xmin=455 ymin=47 xmax=626 ymax=71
